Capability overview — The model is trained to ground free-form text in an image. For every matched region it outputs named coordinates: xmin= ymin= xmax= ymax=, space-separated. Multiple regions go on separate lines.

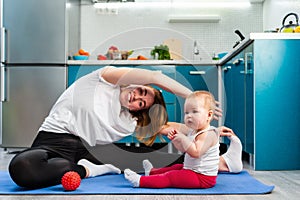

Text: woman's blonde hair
xmin=130 ymin=86 xmax=168 ymax=146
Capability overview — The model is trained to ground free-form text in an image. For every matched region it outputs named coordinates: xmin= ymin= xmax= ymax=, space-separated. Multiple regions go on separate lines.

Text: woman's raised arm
xmin=101 ymin=66 xmax=192 ymax=98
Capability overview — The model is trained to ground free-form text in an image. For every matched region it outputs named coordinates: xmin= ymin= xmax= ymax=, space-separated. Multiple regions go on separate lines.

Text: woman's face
xmin=120 ymin=85 xmax=155 ymax=112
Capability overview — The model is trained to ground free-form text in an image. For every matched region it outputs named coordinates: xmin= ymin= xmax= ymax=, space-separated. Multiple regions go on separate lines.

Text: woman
xmin=9 ymin=66 xmax=192 ymax=189
xmin=9 ymin=66 xmax=241 ymax=189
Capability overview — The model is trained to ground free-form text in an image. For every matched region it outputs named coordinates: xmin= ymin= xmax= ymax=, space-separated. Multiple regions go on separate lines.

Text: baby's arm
xmin=185 ymin=131 xmax=216 ymax=158
xmin=169 ymin=130 xmax=217 ymax=158
xmin=168 ymin=130 xmax=192 ymax=153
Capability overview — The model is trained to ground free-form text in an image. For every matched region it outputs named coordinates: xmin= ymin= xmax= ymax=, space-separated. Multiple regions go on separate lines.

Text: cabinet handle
xmin=244 ymin=52 xmax=253 ymax=74
xmin=189 ymin=71 xmax=206 ymax=75
xmin=0 ymin=66 xmax=4 ymax=102
xmin=0 ymin=28 xmax=6 ymax=101
xmin=233 ymin=58 xmax=243 ymax=65
xmin=223 ymin=66 xmax=231 ymax=71
xmin=0 ymin=67 xmax=8 ymax=102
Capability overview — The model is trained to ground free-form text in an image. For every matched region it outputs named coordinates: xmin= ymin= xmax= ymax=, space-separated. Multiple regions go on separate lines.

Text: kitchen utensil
xmin=163 ymin=38 xmax=182 ymax=60
xmin=233 ymin=30 xmax=245 ymax=48
xmin=280 ymin=13 xmax=299 ymax=33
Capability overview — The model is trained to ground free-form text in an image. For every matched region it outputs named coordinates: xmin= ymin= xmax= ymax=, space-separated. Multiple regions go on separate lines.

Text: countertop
xmin=67 ymin=59 xmax=219 ymax=66
xmin=218 ymin=33 xmax=300 ymax=66
xmin=68 ymin=33 xmax=300 ymax=67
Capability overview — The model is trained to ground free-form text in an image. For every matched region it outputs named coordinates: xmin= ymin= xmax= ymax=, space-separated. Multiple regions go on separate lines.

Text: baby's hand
xmin=167 ymin=129 xmax=177 ymax=140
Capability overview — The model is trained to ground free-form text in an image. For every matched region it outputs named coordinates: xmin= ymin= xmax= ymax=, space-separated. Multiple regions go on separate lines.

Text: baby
xmin=124 ymin=91 xmax=221 ymax=188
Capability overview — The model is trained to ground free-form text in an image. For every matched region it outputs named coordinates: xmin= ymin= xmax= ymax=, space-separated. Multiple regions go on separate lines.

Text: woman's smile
xmin=120 ymin=85 xmax=155 ymax=111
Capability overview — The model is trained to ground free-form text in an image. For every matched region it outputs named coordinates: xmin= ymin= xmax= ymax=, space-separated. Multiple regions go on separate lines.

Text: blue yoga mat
xmin=0 ymin=170 xmax=274 ymax=195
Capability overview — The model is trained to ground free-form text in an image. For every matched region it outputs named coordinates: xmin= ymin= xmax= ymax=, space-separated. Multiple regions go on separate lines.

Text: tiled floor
xmin=0 ymin=148 xmax=299 ymax=200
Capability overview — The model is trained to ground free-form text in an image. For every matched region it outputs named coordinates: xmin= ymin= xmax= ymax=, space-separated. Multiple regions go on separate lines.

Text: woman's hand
xmin=159 ymin=124 xmax=175 ymax=136
xmin=213 ymin=101 xmax=223 ymax=121
xmin=218 ymin=126 xmax=236 ymax=137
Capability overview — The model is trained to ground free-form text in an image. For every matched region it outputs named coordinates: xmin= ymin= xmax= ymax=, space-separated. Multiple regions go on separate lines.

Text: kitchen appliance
xmin=0 ymin=0 xmax=80 ymax=148
xmin=280 ymin=13 xmax=299 ymax=33
xmin=233 ymin=30 xmax=245 ymax=48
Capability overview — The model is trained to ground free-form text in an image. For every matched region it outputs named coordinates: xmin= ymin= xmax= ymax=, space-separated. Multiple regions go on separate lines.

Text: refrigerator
xmin=0 ymin=0 xmax=80 ymax=148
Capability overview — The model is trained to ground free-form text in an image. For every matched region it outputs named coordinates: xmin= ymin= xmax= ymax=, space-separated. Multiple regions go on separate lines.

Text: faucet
xmin=194 ymin=40 xmax=199 ymax=55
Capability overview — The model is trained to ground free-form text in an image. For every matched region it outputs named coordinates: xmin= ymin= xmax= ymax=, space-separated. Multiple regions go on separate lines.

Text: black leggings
xmin=8 ymin=131 xmax=102 ymax=189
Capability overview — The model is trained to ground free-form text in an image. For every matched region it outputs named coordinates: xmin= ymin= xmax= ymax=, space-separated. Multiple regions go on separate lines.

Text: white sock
xmin=78 ymin=159 xmax=121 ymax=177
xmin=222 ymin=136 xmax=243 ymax=173
xmin=143 ymin=159 xmax=153 ymax=176
xmin=124 ymin=169 xmax=141 ymax=187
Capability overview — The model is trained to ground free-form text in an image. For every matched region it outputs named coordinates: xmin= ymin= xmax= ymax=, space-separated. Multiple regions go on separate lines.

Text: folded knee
xmin=9 ymin=149 xmax=48 ymax=187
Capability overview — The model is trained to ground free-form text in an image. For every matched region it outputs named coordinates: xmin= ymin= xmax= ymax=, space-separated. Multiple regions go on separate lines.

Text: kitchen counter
xmin=67 ymin=59 xmax=219 ymax=66
xmin=218 ymin=33 xmax=300 ymax=66
xmin=249 ymin=32 xmax=300 ymax=39
xmin=68 ymin=33 xmax=300 ymax=67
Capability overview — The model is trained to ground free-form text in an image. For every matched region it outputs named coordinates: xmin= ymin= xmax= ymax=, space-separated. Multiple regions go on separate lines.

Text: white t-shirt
xmin=39 ymin=67 xmax=137 ymax=146
xmin=183 ymin=126 xmax=220 ymax=176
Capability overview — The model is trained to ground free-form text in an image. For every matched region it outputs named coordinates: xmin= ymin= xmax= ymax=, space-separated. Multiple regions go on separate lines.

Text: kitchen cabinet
xmin=175 ymin=65 xmax=218 ymax=127
xmin=222 ymin=46 xmax=254 ymax=155
xmin=221 ymin=34 xmax=300 ymax=170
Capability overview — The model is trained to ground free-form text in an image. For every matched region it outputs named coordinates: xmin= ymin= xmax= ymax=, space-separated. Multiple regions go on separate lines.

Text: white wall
xmin=263 ymin=0 xmax=300 ymax=31
xmin=79 ymin=1 xmax=263 ymax=60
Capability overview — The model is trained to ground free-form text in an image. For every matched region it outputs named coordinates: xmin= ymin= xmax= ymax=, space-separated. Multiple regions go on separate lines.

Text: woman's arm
xmin=159 ymin=122 xmax=191 ymax=136
xmin=101 ymin=66 xmax=192 ymax=98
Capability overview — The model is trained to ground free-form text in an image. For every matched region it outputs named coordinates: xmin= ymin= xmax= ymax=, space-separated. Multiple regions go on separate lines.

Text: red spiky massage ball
xmin=61 ymin=171 xmax=81 ymax=191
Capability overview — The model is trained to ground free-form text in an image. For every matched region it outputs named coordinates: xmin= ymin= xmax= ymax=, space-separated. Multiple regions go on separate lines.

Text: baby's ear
xmin=208 ymin=110 xmax=214 ymax=120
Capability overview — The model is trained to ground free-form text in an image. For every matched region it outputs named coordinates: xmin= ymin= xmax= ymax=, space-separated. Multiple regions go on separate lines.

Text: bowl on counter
xmin=218 ymin=52 xmax=228 ymax=59
xmin=73 ymin=55 xmax=89 ymax=60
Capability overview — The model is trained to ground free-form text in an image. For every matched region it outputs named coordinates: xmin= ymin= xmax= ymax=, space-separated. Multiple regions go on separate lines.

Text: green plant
xmin=150 ymin=44 xmax=171 ymax=60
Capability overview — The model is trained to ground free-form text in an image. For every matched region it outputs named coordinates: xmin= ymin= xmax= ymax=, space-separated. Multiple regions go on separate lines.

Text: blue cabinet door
xmin=223 ymin=49 xmax=254 ymax=154
xmin=223 ymin=61 xmax=247 ymax=147
xmin=68 ymin=65 xmax=104 ymax=86
xmin=254 ymin=39 xmax=300 ymax=170
xmin=175 ymin=65 xmax=218 ymax=126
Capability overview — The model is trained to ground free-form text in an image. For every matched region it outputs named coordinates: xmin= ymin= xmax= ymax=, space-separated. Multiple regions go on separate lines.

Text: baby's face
xmin=184 ymin=97 xmax=210 ymax=130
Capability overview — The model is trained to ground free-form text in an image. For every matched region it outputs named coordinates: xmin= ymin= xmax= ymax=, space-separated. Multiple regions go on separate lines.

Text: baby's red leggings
xmin=140 ymin=164 xmax=217 ymax=188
